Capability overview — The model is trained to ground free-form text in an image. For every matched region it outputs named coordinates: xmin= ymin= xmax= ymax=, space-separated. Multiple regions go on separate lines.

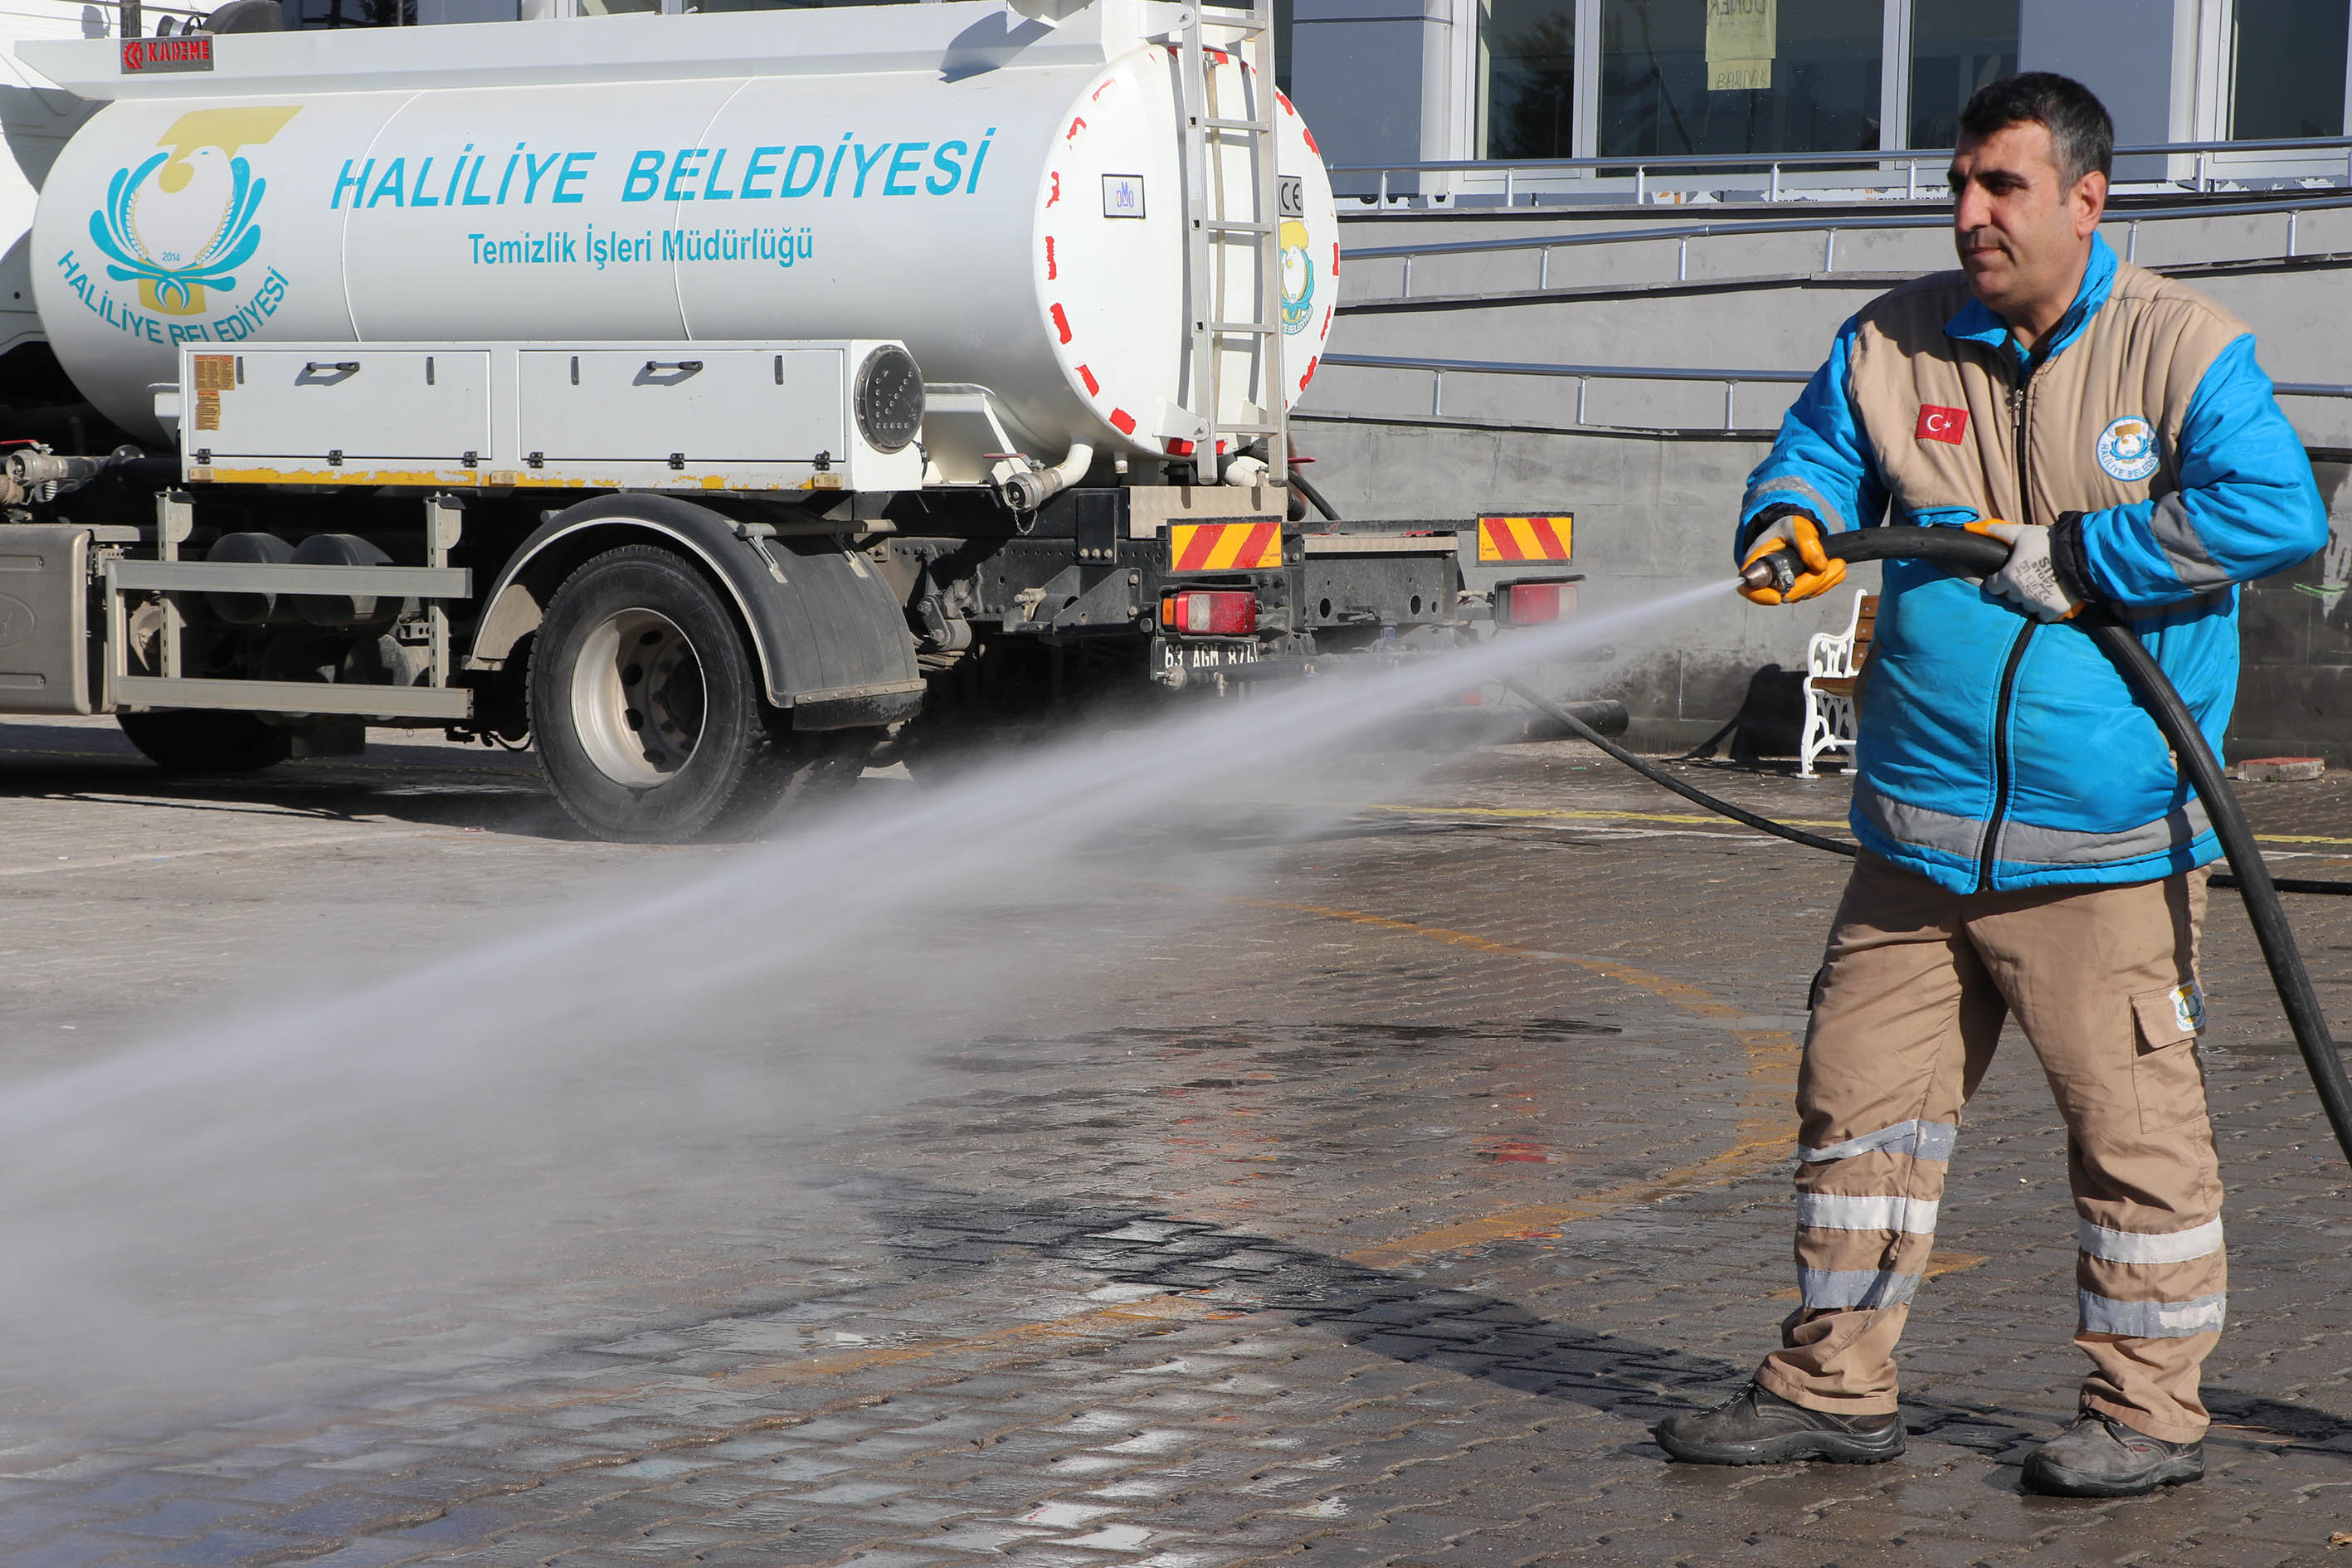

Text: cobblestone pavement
xmin=2 ymin=715 xmax=2351 ymax=1566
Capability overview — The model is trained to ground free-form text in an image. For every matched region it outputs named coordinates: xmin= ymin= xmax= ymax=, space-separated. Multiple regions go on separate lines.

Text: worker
xmin=1652 ymin=73 xmax=2328 ymax=1497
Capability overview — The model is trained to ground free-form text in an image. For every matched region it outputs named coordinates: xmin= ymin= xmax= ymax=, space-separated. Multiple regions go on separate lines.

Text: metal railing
xmin=1330 ymin=134 xmax=2352 ymax=209
xmin=1316 ymin=352 xmax=1808 ymax=431
xmin=1343 ymin=191 xmax=2352 ymax=300
xmin=1312 ymin=351 xmax=2352 ymax=435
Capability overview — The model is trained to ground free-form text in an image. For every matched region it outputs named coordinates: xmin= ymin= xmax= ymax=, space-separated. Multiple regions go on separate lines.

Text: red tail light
xmin=1161 ymin=590 xmax=1258 ymax=635
xmin=1497 ymin=580 xmax=1572 ymax=626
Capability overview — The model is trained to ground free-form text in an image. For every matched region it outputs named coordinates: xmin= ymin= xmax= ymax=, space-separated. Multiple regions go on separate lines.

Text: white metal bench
xmin=1798 ymin=589 xmax=1876 ymax=780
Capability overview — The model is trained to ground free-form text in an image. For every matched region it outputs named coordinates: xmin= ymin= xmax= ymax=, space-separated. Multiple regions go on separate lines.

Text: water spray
xmin=0 ymin=581 xmax=1724 ymax=1419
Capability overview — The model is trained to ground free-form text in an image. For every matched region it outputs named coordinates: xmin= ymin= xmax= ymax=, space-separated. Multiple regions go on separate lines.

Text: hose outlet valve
xmin=1740 ymin=548 xmax=1800 ymax=597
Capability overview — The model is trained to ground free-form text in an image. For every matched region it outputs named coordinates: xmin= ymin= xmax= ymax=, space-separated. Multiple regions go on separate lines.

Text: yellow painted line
xmin=1355 ymin=800 xmax=2352 ymax=850
xmin=1241 ymin=899 xmax=1801 ymax=1268
xmin=710 ymin=1297 xmax=1224 ymax=1390
xmin=1353 ymin=801 xmax=1847 ymax=831
xmin=451 ymin=1297 xmax=1229 ymax=1417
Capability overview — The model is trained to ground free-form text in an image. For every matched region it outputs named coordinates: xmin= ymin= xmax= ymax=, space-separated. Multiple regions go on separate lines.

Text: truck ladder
xmin=1176 ymin=1 xmax=1287 ymax=491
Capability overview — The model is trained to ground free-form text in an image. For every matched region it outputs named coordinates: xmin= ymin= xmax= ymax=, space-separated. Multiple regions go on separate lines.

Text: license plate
xmin=1154 ymin=637 xmax=1259 ymax=674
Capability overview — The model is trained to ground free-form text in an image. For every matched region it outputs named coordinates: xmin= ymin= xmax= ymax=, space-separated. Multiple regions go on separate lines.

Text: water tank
xmin=23 ymin=0 xmax=1338 ymax=460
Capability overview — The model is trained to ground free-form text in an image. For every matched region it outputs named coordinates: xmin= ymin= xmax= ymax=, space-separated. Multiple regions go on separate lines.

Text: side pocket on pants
xmin=2130 ymin=984 xmax=2208 ymax=1133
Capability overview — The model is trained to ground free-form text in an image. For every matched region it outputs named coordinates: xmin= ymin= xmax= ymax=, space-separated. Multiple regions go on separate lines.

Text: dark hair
xmin=1958 ymin=72 xmax=2113 ymax=186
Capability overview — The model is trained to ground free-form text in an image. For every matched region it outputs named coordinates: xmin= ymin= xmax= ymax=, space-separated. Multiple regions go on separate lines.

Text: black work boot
xmin=1653 ymin=1382 xmax=1906 ymax=1465
xmin=2021 ymin=1412 xmax=2204 ymax=1497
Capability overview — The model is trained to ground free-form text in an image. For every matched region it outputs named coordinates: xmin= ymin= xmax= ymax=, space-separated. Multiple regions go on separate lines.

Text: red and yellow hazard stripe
xmin=1477 ymin=515 xmax=1572 ymax=563
xmin=1169 ymin=521 xmax=1284 ymax=572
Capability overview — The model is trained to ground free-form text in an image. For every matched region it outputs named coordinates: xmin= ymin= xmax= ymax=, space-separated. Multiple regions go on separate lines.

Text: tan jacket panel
xmin=1846 ymin=263 xmax=2249 ymax=531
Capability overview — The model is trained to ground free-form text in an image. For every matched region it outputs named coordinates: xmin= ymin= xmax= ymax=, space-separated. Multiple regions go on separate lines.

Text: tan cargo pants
xmin=1754 ymin=853 xmax=2223 ymax=1443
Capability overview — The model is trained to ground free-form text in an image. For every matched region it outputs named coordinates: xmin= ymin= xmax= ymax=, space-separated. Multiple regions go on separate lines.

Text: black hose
xmin=1737 ymin=525 xmax=2352 ymax=1169
xmin=1491 ymin=680 xmax=2352 ymax=908
xmin=1497 ymin=675 xmax=1859 ymax=859
xmin=1289 ymin=465 xmax=1342 ymax=523
xmin=2232 ymin=874 xmax=2352 ymax=895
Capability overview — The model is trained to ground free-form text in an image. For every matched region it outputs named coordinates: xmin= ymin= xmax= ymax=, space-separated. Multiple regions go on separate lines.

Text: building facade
xmin=1288 ymin=0 xmax=2352 ymax=193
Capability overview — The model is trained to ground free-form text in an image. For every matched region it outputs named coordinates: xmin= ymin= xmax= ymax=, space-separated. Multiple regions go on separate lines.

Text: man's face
xmin=1948 ymin=120 xmax=2105 ymax=329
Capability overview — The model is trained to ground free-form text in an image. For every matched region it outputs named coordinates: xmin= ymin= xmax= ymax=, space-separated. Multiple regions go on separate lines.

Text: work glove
xmin=1738 ymin=506 xmax=1846 ymax=606
xmin=1968 ymin=519 xmax=2081 ymax=621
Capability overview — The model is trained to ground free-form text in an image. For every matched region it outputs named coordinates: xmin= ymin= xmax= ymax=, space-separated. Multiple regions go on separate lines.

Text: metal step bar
xmin=105 ymin=493 xmax=476 ymax=722
xmin=1177 ymin=2 xmax=1287 ymax=488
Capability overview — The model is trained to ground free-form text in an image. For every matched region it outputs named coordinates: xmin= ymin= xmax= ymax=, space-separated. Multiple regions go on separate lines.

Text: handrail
xmin=1327 ymin=133 xmax=2352 ymax=178
xmin=1318 ymin=351 xmax=1803 ymax=431
xmin=1330 ymin=134 xmax=2352 ymax=207
xmin=1342 ymin=191 xmax=2352 ymax=295
xmin=1313 ymin=352 xmax=2352 ymax=434
xmin=1323 ymin=352 xmax=1809 ymax=384
xmin=1348 ymin=212 xmax=1920 ymax=263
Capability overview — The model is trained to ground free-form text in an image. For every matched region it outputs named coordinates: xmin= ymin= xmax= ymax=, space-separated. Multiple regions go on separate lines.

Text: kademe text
xmin=329 ymin=131 xmax=996 ymax=210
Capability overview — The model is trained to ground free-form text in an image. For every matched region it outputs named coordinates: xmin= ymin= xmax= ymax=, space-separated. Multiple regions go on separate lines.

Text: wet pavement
xmin=2 ymin=714 xmax=2352 ymax=1566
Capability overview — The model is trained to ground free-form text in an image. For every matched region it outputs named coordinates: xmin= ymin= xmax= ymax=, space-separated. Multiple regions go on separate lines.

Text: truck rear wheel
xmin=529 ymin=544 xmax=852 ymax=842
xmin=117 ymin=710 xmax=294 ymax=775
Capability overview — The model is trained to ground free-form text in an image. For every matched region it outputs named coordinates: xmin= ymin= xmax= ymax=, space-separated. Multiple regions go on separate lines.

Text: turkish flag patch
xmin=1916 ymin=404 xmax=1968 ymax=444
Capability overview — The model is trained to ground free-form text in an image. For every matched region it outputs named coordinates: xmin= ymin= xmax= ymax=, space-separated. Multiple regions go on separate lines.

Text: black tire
xmin=117 ymin=710 xmax=293 ymax=774
xmin=528 ymin=544 xmax=858 ymax=842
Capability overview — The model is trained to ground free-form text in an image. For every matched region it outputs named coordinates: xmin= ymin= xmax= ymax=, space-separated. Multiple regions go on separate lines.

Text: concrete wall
xmin=2233 ymin=460 xmax=2352 ymax=763
xmin=1331 ymin=205 xmax=2352 ymax=451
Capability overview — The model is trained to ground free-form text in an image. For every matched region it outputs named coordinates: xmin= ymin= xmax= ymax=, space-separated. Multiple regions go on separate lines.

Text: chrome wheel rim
xmin=569 ymin=606 xmax=706 ymax=786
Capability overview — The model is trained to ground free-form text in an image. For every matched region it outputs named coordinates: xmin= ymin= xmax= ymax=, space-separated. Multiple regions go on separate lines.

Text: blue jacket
xmin=1739 ymin=236 xmax=2327 ymax=893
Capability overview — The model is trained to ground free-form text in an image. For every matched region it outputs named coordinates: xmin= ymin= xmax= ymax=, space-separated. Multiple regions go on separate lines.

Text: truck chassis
xmin=0 ymin=337 xmax=1578 ymax=840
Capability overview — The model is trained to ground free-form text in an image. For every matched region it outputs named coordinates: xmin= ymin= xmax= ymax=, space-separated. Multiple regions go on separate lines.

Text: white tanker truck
xmin=0 ymin=0 xmax=1589 ymax=840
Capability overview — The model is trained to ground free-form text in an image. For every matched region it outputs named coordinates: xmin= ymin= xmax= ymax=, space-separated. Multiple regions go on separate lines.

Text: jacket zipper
xmin=1978 ymin=356 xmax=2042 ymax=892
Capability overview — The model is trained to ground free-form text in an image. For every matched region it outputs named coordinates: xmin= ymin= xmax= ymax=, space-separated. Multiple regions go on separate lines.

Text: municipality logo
xmin=86 ymin=107 xmax=298 ymax=316
xmin=1279 ymin=217 xmax=1313 ymax=335
xmin=2096 ymin=415 xmax=2160 ymax=483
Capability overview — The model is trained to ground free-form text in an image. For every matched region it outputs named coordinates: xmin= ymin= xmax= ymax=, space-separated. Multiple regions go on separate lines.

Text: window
xmin=2231 ymin=0 xmax=2350 ymax=140
xmin=1599 ymin=0 xmax=1882 ymax=157
xmin=281 ymin=0 xmax=415 ymax=25
xmin=1909 ymin=0 xmax=2015 ymax=150
xmin=281 ymin=0 xmax=519 ymax=22
xmin=1480 ymin=0 xmax=1578 ymax=158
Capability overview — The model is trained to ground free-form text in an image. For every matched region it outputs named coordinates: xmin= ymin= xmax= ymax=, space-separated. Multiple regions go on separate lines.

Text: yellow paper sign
xmin=1706 ymin=0 xmax=1775 ymax=91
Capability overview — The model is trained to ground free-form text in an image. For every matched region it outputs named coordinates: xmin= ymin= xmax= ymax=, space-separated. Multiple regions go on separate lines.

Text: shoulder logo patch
xmin=1916 ymin=405 xmax=1967 ymax=445
xmin=2096 ymin=416 xmax=2160 ymax=482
